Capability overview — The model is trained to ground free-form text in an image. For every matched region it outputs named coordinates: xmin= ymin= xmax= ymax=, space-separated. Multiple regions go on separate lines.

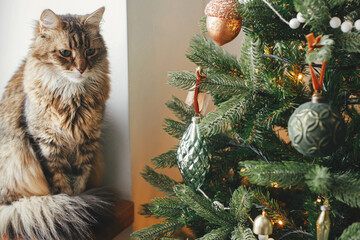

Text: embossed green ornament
xmin=177 ymin=116 xmax=210 ymax=190
xmin=288 ymin=93 xmax=345 ymax=157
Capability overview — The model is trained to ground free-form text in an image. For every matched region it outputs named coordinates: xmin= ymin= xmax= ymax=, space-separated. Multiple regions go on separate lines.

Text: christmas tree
xmin=131 ymin=0 xmax=360 ymax=239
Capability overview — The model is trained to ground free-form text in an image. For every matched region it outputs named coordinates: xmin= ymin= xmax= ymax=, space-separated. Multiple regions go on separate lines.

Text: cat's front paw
xmin=0 ymin=188 xmax=20 ymax=204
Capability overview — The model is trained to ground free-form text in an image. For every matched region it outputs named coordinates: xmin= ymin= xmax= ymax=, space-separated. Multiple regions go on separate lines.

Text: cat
xmin=0 ymin=7 xmax=116 ymax=240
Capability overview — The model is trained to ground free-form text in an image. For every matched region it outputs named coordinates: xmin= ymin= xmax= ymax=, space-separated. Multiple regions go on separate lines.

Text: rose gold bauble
xmin=205 ymin=0 xmax=242 ymax=46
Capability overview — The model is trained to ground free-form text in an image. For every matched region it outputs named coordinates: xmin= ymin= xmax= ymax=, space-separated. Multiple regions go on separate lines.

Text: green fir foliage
xmin=229 ymin=186 xmax=254 ymax=223
xmin=197 ymin=227 xmax=232 ymax=240
xmin=186 ymin=35 xmax=243 ymax=77
xmin=231 ymin=226 xmax=257 ymax=240
xmin=141 ymin=166 xmax=178 ymax=196
xmin=174 ymin=184 xmax=235 ymax=227
xmin=200 ymin=94 xmax=247 ymax=137
xmin=131 ymin=221 xmax=185 ymax=240
xmin=240 ymin=161 xmax=313 ymax=188
xmin=338 ymin=222 xmax=360 ymax=240
xmin=135 ymin=0 xmax=360 ymax=238
xmin=151 ymin=149 xmax=178 ymax=169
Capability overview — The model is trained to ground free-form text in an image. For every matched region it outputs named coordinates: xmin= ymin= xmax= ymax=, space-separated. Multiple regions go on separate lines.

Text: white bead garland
xmin=329 ymin=17 xmax=341 ymax=29
xmin=355 ymin=20 xmax=360 ymax=30
xmin=296 ymin=12 xmax=305 ymax=23
xmin=341 ymin=21 xmax=353 ymax=33
xmin=289 ymin=18 xmax=301 ymax=29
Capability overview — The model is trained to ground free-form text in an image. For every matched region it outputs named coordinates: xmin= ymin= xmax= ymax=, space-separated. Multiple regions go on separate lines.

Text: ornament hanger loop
xmin=194 ymin=67 xmax=207 ymax=115
xmin=306 ymin=33 xmax=327 ymax=93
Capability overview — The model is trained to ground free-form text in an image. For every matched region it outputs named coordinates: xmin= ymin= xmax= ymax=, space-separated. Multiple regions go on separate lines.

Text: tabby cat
xmin=0 ymin=7 xmax=116 ymax=239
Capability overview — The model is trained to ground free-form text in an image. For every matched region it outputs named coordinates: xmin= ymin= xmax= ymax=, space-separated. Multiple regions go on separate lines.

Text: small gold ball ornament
xmin=253 ymin=210 xmax=273 ymax=240
xmin=204 ymin=0 xmax=242 ymax=46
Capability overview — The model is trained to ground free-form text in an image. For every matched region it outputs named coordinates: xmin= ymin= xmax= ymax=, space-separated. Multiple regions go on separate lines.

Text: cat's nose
xmin=75 ymin=59 xmax=87 ymax=74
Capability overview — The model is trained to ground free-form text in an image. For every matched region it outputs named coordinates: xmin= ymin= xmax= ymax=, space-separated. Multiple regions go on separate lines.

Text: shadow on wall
xmin=102 ymin=112 xmax=130 ymax=200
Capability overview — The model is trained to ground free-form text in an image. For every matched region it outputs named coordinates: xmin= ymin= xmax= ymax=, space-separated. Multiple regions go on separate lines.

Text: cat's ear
xmin=40 ymin=9 xmax=61 ymax=31
xmin=84 ymin=7 xmax=105 ymax=27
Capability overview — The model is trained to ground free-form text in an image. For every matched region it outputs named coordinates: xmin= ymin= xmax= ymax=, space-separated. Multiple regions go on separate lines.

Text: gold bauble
xmin=205 ymin=0 xmax=242 ymax=46
xmin=317 ymin=205 xmax=330 ymax=240
xmin=253 ymin=210 xmax=273 ymax=235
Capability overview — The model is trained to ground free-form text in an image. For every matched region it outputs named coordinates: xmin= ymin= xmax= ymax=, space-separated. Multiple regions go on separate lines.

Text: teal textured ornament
xmin=177 ymin=116 xmax=210 ymax=190
xmin=288 ymin=93 xmax=345 ymax=157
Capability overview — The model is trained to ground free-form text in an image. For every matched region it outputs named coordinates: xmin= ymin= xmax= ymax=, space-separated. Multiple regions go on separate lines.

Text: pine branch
xmin=149 ymin=197 xmax=184 ymax=219
xmin=239 ymin=0 xmax=307 ymax=41
xmin=202 ymin=72 xmax=248 ymax=96
xmin=131 ymin=220 xmax=185 ymax=240
xmin=306 ymin=167 xmax=360 ymax=208
xmin=332 ymin=172 xmax=360 ymax=208
xmin=139 ymin=203 xmax=155 ymax=217
xmin=198 ymin=227 xmax=232 ymax=240
xmin=168 ymin=71 xmax=196 ymax=91
xmin=151 ymin=149 xmax=178 ymax=169
xmin=338 ymin=222 xmax=360 ymax=240
xmin=141 ymin=166 xmax=178 ymax=196
xmin=305 ymin=165 xmax=332 ymax=193
xmin=231 ymin=226 xmax=257 ymax=240
xmin=166 ymin=95 xmax=195 ymax=123
xmin=163 ymin=119 xmax=187 ymax=139
xmin=253 ymin=189 xmax=297 ymax=230
xmin=239 ymin=36 xmax=264 ymax=88
xmin=186 ymin=35 xmax=243 ymax=77
xmin=199 ymin=16 xmax=207 ymax=34
xmin=294 ymin=0 xmax=330 ymax=33
xmin=337 ymin=32 xmax=360 ymax=53
xmin=229 ymin=186 xmax=254 ymax=223
xmin=240 ymin=161 xmax=313 ymax=188
xmin=174 ymin=184 xmax=236 ymax=227
xmin=200 ymin=94 xmax=248 ymax=137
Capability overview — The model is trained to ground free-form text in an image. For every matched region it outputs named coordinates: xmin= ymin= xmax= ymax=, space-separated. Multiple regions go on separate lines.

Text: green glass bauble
xmin=177 ymin=116 xmax=210 ymax=190
xmin=288 ymin=95 xmax=345 ymax=157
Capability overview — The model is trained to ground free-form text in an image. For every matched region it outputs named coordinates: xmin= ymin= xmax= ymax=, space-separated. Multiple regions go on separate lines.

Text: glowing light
xmin=297 ymin=73 xmax=304 ymax=81
xmin=278 ymin=220 xmax=284 ymax=225
xmin=317 ymin=198 xmax=322 ymax=203
xmin=240 ymin=168 xmax=247 ymax=172
xmin=271 ymin=182 xmax=279 ymax=188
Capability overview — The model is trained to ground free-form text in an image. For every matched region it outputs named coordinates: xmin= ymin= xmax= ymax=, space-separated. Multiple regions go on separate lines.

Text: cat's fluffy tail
xmin=0 ymin=187 xmax=118 ymax=240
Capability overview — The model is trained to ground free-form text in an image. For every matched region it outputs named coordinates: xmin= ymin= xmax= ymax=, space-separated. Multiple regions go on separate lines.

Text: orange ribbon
xmin=306 ymin=33 xmax=324 ymax=54
xmin=306 ymin=33 xmax=327 ymax=92
xmin=194 ymin=68 xmax=207 ymax=114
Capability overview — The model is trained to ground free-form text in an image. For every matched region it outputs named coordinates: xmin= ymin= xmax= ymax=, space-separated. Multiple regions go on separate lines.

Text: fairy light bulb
xmin=297 ymin=73 xmax=303 ymax=81
xmin=278 ymin=220 xmax=284 ymax=225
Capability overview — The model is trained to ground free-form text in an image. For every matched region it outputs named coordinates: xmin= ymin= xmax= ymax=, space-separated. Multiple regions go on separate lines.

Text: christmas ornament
xmin=355 ymin=20 xmax=360 ymax=30
xmin=341 ymin=21 xmax=353 ymax=33
xmin=329 ymin=17 xmax=341 ymax=29
xmin=317 ymin=205 xmax=331 ymax=240
xmin=176 ymin=69 xmax=210 ymax=190
xmin=288 ymin=33 xmax=345 ymax=157
xmin=297 ymin=12 xmax=305 ymax=23
xmin=204 ymin=0 xmax=242 ymax=46
xmin=253 ymin=210 xmax=273 ymax=240
xmin=289 ymin=18 xmax=301 ymax=29
xmin=288 ymin=94 xmax=345 ymax=157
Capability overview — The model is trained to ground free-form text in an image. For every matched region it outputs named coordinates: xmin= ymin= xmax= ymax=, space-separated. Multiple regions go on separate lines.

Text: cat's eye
xmin=59 ymin=50 xmax=72 ymax=57
xmin=85 ymin=48 xmax=96 ymax=57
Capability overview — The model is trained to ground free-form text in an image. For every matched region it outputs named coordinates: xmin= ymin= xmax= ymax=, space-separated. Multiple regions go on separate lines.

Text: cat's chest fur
xmin=25 ymin=90 xmax=103 ymax=149
xmin=21 ymin=62 xmax=108 ymax=194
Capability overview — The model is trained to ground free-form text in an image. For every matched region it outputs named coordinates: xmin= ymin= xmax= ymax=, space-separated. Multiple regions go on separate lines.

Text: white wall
xmin=0 ymin=0 xmax=131 ymax=202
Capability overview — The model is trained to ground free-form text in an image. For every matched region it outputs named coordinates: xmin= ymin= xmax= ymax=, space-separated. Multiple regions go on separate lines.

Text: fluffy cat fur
xmin=0 ymin=7 xmax=116 ymax=239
